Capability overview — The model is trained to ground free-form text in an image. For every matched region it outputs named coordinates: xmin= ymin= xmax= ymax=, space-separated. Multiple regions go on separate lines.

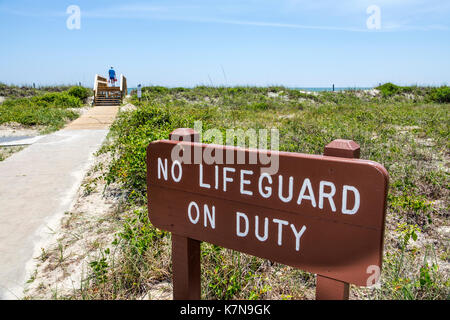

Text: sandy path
xmin=0 ymin=105 xmax=118 ymax=299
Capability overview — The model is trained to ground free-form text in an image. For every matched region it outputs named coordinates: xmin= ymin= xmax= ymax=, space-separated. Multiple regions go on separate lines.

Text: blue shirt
xmin=109 ymin=69 xmax=116 ymax=79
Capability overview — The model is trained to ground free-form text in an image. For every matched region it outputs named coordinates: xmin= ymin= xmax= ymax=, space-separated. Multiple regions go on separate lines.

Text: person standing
xmin=108 ymin=67 xmax=116 ymax=87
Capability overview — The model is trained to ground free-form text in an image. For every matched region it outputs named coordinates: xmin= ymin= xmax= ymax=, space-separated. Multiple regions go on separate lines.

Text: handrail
xmin=94 ymin=74 xmax=109 ymax=98
xmin=93 ymin=74 xmax=99 ymax=96
xmin=120 ymin=74 xmax=127 ymax=98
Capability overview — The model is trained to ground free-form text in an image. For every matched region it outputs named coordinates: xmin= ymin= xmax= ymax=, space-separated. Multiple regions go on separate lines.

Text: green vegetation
xmin=428 ymin=87 xmax=450 ymax=103
xmin=33 ymin=92 xmax=83 ymax=108
xmin=0 ymin=85 xmax=92 ymax=134
xmin=0 ymin=83 xmax=78 ymax=99
xmin=67 ymin=86 xmax=92 ymax=102
xmin=375 ymin=82 xmax=450 ymax=103
xmin=80 ymin=85 xmax=448 ymax=300
xmin=376 ymin=83 xmax=406 ymax=97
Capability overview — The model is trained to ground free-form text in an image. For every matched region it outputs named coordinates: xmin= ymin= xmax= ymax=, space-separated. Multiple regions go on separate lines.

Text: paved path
xmin=0 ymin=105 xmax=118 ymax=299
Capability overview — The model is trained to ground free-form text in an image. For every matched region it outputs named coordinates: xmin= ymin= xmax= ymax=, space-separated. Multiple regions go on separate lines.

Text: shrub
xmin=427 ymin=86 xmax=450 ymax=103
xmin=68 ymin=86 xmax=91 ymax=101
xmin=142 ymin=86 xmax=170 ymax=94
xmin=34 ymin=92 xmax=82 ymax=108
xmin=104 ymin=104 xmax=187 ymax=199
xmin=0 ymin=91 xmax=82 ymax=131
xmin=0 ymin=98 xmax=79 ymax=128
xmin=376 ymin=83 xmax=402 ymax=97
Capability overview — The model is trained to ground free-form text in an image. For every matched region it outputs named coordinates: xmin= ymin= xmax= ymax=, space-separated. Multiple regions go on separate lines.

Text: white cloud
xmin=1 ymin=1 xmax=448 ymax=32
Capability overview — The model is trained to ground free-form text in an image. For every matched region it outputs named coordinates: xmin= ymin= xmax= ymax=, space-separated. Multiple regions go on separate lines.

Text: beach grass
xmin=0 ymin=85 xmax=92 ymax=134
xmin=65 ymin=85 xmax=449 ymax=300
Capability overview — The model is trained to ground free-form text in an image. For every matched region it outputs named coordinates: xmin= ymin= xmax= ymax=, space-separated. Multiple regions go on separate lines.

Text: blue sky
xmin=0 ymin=0 xmax=449 ymax=88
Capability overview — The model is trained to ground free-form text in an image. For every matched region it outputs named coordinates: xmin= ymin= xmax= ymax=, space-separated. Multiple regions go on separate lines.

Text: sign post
xmin=315 ymin=139 xmax=360 ymax=300
xmin=169 ymin=129 xmax=201 ymax=300
xmin=137 ymin=84 xmax=142 ymax=102
xmin=147 ymin=129 xmax=389 ymax=300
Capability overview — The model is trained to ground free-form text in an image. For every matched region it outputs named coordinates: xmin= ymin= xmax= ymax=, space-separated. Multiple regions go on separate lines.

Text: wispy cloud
xmin=191 ymin=18 xmax=368 ymax=32
xmin=81 ymin=3 xmax=450 ymax=32
xmin=1 ymin=1 xmax=448 ymax=32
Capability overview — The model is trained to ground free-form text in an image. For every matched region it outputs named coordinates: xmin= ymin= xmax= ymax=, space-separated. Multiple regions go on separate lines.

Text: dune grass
xmin=0 ymin=86 xmax=92 ymax=134
xmin=0 ymin=83 xmax=91 ymax=99
xmin=67 ymin=85 xmax=449 ymax=300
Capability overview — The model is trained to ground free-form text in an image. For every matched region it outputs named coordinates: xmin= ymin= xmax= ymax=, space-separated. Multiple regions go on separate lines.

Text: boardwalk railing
xmin=120 ymin=74 xmax=127 ymax=98
xmin=93 ymin=74 xmax=126 ymax=106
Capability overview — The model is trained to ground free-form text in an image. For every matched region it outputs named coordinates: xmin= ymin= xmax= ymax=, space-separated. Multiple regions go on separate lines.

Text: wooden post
xmin=169 ymin=128 xmax=201 ymax=300
xmin=316 ymin=275 xmax=350 ymax=300
xmin=316 ymin=139 xmax=360 ymax=300
xmin=323 ymin=139 xmax=360 ymax=159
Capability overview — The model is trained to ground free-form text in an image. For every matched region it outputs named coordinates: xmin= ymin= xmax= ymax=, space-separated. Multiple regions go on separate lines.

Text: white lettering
xmin=240 ymin=170 xmax=253 ymax=196
xmin=290 ymin=224 xmax=307 ymax=251
xmin=203 ymin=204 xmax=215 ymax=229
xmin=199 ymin=164 xmax=210 ymax=189
xmin=258 ymin=173 xmax=272 ymax=198
xmin=236 ymin=212 xmax=249 ymax=237
xmin=223 ymin=167 xmax=235 ymax=192
xmin=297 ymin=178 xmax=316 ymax=207
xmin=272 ymin=218 xmax=289 ymax=246
xmin=255 ymin=216 xmax=269 ymax=242
xmin=214 ymin=165 xmax=219 ymax=189
xmin=278 ymin=175 xmax=293 ymax=203
xmin=342 ymin=185 xmax=360 ymax=215
xmin=188 ymin=201 xmax=200 ymax=224
xmin=319 ymin=181 xmax=336 ymax=212
xmin=171 ymin=160 xmax=182 ymax=182
xmin=157 ymin=157 xmax=168 ymax=180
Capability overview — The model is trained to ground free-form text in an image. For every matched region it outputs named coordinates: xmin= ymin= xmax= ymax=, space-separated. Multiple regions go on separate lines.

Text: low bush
xmin=34 ymin=92 xmax=83 ymax=108
xmin=375 ymin=83 xmax=450 ymax=102
xmin=0 ymin=98 xmax=79 ymax=128
xmin=142 ymin=86 xmax=170 ymax=94
xmin=68 ymin=86 xmax=92 ymax=101
xmin=376 ymin=83 xmax=402 ymax=97
xmin=0 ymin=90 xmax=85 ymax=132
xmin=102 ymin=104 xmax=202 ymax=201
xmin=427 ymin=86 xmax=450 ymax=103
xmin=0 ymin=83 xmax=73 ymax=99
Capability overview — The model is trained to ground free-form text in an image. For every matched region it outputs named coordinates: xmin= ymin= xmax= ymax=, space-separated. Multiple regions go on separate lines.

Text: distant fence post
xmin=169 ymin=128 xmax=201 ymax=300
xmin=316 ymin=139 xmax=360 ymax=300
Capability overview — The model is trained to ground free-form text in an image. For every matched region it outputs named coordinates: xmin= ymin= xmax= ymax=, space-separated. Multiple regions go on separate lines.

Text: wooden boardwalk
xmin=93 ymin=74 xmax=127 ymax=106
xmin=64 ymin=105 xmax=119 ymax=130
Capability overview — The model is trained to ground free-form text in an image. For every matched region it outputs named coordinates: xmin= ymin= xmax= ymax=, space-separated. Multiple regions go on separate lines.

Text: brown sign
xmin=147 ymin=140 xmax=389 ymax=286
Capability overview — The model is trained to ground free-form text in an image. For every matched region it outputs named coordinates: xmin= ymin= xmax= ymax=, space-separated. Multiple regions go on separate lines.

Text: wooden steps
xmin=94 ymin=95 xmax=121 ymax=106
xmin=93 ymin=74 xmax=127 ymax=106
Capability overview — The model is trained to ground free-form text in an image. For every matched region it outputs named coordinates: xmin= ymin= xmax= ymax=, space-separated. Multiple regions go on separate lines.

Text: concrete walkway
xmin=0 ymin=105 xmax=118 ymax=299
